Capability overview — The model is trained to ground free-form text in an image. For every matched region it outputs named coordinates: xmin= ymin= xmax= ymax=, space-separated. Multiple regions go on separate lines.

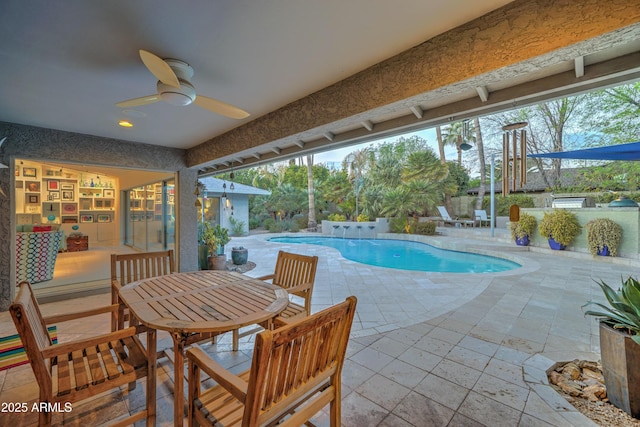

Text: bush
xmin=248 ymin=217 xmax=261 ymax=230
xmin=414 ymin=221 xmax=436 ymax=235
xmin=389 ymin=217 xmax=406 ymax=233
xmin=539 ymin=209 xmax=582 ymax=247
xmin=293 ymin=214 xmax=308 ymax=229
xmin=585 ymin=218 xmax=622 ymax=256
xmin=328 ymin=213 xmax=346 ymax=221
xmin=510 ymin=213 xmax=537 ymax=240
xmin=356 ymin=214 xmax=370 ymax=222
xmin=262 ymin=217 xmax=276 ymax=230
xmin=483 ymin=194 xmax=535 ymax=216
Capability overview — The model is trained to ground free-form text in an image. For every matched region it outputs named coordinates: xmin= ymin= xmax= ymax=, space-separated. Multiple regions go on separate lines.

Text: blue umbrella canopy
xmin=528 ymin=142 xmax=640 ymax=161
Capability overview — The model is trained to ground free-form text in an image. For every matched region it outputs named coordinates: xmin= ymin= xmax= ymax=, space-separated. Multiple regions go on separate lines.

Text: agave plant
xmin=582 ymin=276 xmax=640 ymax=344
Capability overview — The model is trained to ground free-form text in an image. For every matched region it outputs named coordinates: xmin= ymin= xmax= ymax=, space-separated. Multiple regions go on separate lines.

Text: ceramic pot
xmin=548 ymin=237 xmax=566 ymax=250
xmin=198 ymin=245 xmax=209 ymax=270
xmin=597 ymin=245 xmax=610 ymax=256
xmin=515 ymin=235 xmax=529 ymax=246
xmin=231 ymin=247 xmax=248 ymax=265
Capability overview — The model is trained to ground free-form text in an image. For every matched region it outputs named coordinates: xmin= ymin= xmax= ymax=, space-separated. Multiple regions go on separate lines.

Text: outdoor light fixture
xmin=460 ymin=142 xmax=473 ymax=151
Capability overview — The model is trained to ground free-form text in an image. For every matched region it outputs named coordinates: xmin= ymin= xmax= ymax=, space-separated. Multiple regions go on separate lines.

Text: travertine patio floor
xmin=1 ymin=228 xmax=636 ymax=426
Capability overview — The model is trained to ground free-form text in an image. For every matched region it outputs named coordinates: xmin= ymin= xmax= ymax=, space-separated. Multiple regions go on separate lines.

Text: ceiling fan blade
xmin=116 ymin=95 xmax=161 ymax=108
xmin=139 ymin=50 xmax=180 ymax=88
xmin=193 ymin=95 xmax=250 ymax=119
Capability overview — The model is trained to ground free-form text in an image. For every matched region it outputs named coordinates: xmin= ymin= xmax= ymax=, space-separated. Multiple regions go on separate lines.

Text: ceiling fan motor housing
xmin=158 ymin=59 xmax=196 ymax=106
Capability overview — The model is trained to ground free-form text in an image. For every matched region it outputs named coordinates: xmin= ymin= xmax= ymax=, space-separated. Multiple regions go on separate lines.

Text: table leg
xmin=172 ymin=333 xmax=186 ymax=426
xmin=146 ymin=329 xmax=157 ymax=427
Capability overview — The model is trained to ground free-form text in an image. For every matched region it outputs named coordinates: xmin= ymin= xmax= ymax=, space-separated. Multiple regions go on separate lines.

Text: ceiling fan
xmin=116 ymin=50 xmax=250 ymax=119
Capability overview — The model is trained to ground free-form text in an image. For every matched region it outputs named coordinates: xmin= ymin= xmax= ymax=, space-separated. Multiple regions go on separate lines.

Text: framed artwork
xmin=95 ymin=199 xmax=104 ymax=208
xmin=103 ymin=199 xmax=113 ymax=209
xmin=61 ymin=190 xmax=74 ymax=201
xmin=80 ymin=215 xmax=94 ymax=223
xmin=23 ymin=167 xmax=36 ymax=178
xmin=60 ymin=183 xmax=75 ymax=191
xmin=47 ymin=180 xmax=60 ymax=191
xmin=27 ymin=194 xmax=39 ymax=204
xmin=97 ymin=214 xmax=111 ymax=223
xmin=80 ymin=199 xmax=91 ymax=210
xmin=62 ymin=203 xmax=77 ymax=214
xmin=103 ymin=189 xmax=115 ymax=198
xmin=62 ymin=217 xmax=78 ymax=224
xmin=26 ymin=181 xmax=40 ymax=192
xmin=15 ymin=180 xmax=23 ymax=189
xmin=48 ymin=191 xmax=60 ymax=200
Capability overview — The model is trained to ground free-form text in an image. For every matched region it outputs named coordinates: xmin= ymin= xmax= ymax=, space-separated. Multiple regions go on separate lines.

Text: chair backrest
xmin=272 ymin=250 xmax=318 ymax=310
xmin=244 ymin=296 xmax=357 ymax=426
xmin=474 ymin=210 xmax=488 ymax=221
xmin=111 ymin=249 xmax=175 ymax=287
xmin=437 ymin=206 xmax=452 ymax=220
xmin=9 ymin=282 xmax=53 ymax=388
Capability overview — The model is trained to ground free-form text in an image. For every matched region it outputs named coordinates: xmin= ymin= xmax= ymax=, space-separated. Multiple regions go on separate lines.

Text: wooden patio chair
xmin=111 ymin=249 xmax=218 ymax=360
xmin=111 ymin=249 xmax=175 ymax=331
xmin=10 ymin=281 xmax=155 ymax=427
xmin=232 ymin=250 xmax=319 ymax=350
xmin=187 ymin=296 xmax=357 ymax=427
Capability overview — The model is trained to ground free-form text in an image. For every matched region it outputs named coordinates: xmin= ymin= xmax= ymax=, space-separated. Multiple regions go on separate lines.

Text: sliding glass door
xmin=124 ymin=179 xmax=175 ymax=251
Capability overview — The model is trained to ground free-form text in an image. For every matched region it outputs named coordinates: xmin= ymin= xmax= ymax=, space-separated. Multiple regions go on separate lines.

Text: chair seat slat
xmin=98 ymin=342 xmax=121 ymax=379
xmin=71 ymin=350 xmax=90 ymax=391
xmin=85 ymin=344 xmax=106 ymax=385
xmin=57 ymin=354 xmax=72 ymax=396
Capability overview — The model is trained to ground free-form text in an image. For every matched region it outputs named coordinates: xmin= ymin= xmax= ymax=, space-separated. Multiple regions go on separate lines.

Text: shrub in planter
xmin=414 ymin=221 xmax=436 ymax=235
xmin=510 ymin=213 xmax=536 ymax=246
xmin=583 ymin=277 xmax=640 ymax=417
xmin=586 ymin=218 xmax=622 ymax=257
xmin=538 ymin=209 xmax=581 ymax=249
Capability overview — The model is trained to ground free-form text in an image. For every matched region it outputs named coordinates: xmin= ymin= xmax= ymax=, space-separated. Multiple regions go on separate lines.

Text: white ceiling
xmin=0 ymin=0 xmax=516 ymax=150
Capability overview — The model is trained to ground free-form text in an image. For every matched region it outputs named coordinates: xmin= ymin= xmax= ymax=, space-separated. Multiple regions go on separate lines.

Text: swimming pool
xmin=268 ymin=237 xmax=520 ymax=273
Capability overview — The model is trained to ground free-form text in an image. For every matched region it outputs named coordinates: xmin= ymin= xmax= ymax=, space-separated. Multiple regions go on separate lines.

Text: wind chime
xmin=501 ymin=122 xmax=528 ymax=195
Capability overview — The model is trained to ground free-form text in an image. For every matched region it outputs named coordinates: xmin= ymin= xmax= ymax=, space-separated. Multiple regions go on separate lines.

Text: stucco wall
xmin=522 ymin=208 xmax=640 ymax=258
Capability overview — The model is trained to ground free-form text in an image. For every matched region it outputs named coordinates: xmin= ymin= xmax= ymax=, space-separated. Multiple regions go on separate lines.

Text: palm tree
xmin=343 ymin=147 xmax=373 ymax=218
xmin=306 ymin=154 xmax=317 ymax=231
xmin=473 ymin=117 xmax=487 ymax=210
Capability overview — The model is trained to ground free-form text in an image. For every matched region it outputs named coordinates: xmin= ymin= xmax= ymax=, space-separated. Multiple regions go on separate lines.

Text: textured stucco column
xmin=186 ymin=0 xmax=640 ymax=167
xmin=175 ymin=168 xmax=199 ymax=273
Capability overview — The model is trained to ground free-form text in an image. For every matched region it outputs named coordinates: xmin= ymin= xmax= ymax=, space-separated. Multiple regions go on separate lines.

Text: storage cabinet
xmin=66 ymin=235 xmax=89 ymax=252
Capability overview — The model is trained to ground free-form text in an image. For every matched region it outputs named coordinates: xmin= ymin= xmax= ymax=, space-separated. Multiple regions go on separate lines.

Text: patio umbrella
xmin=528 ymin=141 xmax=640 ymax=161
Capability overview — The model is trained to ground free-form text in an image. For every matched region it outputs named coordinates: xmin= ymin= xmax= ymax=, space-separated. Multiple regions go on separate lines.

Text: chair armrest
xmin=43 ymin=304 xmax=118 ymax=324
xmin=41 ymin=326 xmax=138 ymax=359
xmin=285 ymin=281 xmax=313 ymax=295
xmin=187 ymin=346 xmax=248 ymax=403
xmin=255 ymin=273 xmax=275 ymax=282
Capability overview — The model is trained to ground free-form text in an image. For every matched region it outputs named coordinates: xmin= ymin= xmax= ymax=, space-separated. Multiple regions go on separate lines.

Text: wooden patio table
xmin=118 ymin=270 xmax=289 ymax=426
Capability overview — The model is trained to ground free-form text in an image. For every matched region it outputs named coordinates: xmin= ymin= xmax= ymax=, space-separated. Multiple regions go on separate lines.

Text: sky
xmin=311 ymin=127 xmax=459 ymax=164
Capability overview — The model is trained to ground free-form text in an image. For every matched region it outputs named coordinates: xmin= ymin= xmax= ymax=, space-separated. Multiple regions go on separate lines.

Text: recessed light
xmin=118 ymin=120 xmax=133 ymax=128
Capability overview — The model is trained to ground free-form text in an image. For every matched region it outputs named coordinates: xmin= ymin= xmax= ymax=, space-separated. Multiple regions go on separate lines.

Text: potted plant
xmin=585 ymin=218 xmax=622 ymax=257
xmin=583 ymin=276 xmax=640 ymax=418
xmin=510 ymin=212 xmax=536 ymax=246
xmin=538 ymin=209 xmax=581 ymax=250
xmin=201 ymin=222 xmax=226 ymax=270
xmin=213 ymin=224 xmax=231 ymax=255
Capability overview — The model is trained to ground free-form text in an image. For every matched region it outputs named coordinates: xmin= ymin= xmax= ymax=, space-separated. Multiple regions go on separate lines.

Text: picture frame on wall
xmin=22 ymin=167 xmax=36 ymax=178
xmin=26 ymin=181 xmax=40 ymax=192
xmin=97 ymin=214 xmax=111 ymax=223
xmin=60 ymin=183 xmax=75 ymax=191
xmin=15 ymin=180 xmax=23 ymax=189
xmin=80 ymin=215 xmax=93 ymax=223
xmin=47 ymin=180 xmax=60 ymax=191
xmin=27 ymin=194 xmax=39 ymax=204
xmin=103 ymin=189 xmax=115 ymax=198
xmin=62 ymin=203 xmax=77 ymax=214
xmin=49 ymin=191 xmax=60 ymax=200
xmin=61 ymin=190 xmax=74 ymax=201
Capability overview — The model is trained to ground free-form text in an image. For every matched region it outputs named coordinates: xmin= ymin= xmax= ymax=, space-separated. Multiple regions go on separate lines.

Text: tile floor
xmin=1 ymin=228 xmax=636 ymax=426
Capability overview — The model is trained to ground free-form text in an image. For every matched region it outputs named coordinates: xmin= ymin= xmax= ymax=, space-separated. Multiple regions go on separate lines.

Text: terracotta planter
xmin=208 ymin=255 xmax=227 ymax=270
xmin=599 ymin=321 xmax=640 ymax=418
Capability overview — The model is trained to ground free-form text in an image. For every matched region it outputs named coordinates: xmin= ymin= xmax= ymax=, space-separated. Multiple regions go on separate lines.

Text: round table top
xmin=118 ymin=270 xmax=289 ymax=333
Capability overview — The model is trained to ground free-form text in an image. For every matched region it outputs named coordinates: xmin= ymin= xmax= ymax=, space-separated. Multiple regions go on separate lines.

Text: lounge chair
xmin=474 ymin=209 xmax=492 ymax=227
xmin=437 ymin=206 xmax=474 ymax=227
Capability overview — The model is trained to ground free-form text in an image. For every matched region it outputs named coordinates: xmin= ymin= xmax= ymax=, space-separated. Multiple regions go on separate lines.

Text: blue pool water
xmin=268 ymin=237 xmax=520 ymax=273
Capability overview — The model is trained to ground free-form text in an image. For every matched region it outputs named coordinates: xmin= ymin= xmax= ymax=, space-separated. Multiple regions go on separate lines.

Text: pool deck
xmin=1 ymin=228 xmax=638 ymax=425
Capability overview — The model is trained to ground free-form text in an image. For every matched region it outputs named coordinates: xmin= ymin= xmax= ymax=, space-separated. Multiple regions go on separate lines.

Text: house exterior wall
xmin=0 ymin=122 xmax=198 ymax=310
